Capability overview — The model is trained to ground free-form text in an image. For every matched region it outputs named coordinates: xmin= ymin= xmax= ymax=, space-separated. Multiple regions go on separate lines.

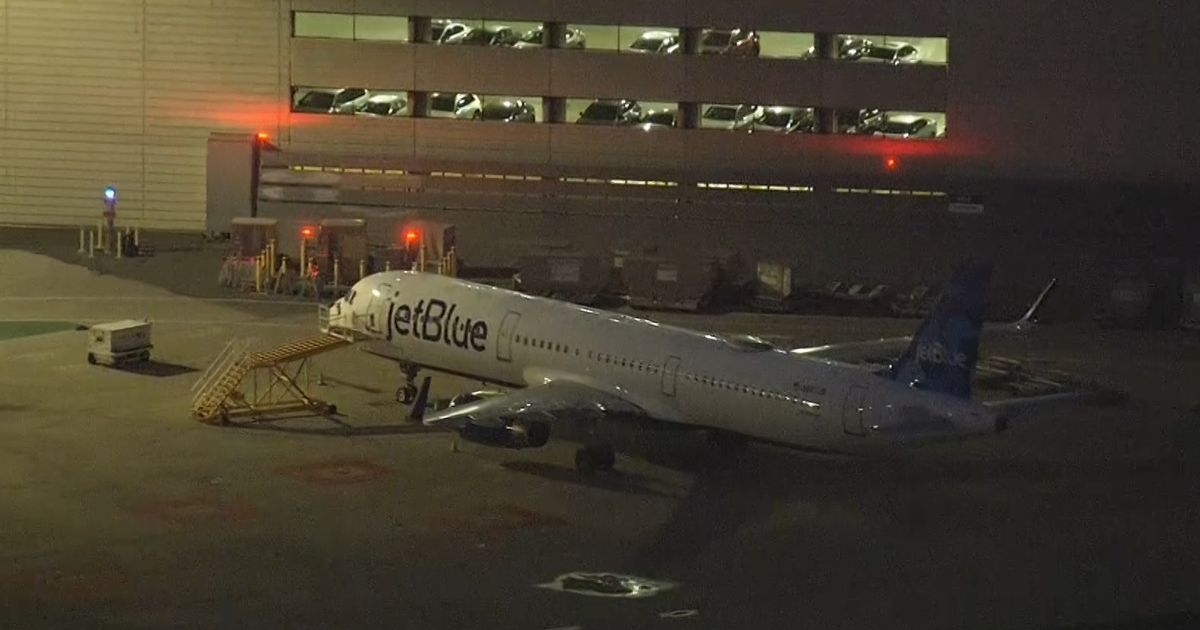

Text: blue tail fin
xmin=886 ymin=261 xmax=993 ymax=398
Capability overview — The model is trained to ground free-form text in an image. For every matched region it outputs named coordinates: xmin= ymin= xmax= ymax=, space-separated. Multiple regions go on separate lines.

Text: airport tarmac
xmin=1 ymin=247 xmax=1199 ymax=630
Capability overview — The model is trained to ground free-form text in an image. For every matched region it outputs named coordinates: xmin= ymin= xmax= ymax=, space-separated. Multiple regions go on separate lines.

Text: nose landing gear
xmin=396 ymin=363 xmax=421 ymax=404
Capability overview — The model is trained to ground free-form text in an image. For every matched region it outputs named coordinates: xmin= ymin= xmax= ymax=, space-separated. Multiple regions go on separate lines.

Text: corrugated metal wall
xmin=0 ymin=0 xmax=286 ymax=229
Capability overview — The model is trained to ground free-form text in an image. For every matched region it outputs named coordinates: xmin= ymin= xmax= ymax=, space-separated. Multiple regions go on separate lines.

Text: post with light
xmin=102 ymin=186 xmax=117 ymax=253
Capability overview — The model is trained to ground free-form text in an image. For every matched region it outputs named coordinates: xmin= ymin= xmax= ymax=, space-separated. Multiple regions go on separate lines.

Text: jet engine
xmin=459 ymin=418 xmax=551 ymax=449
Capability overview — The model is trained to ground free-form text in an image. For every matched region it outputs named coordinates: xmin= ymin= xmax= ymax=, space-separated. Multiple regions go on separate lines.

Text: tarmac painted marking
xmin=125 ymin=496 xmax=256 ymax=524
xmin=276 ymin=459 xmax=392 ymax=487
xmin=659 ymin=609 xmax=699 ymax=619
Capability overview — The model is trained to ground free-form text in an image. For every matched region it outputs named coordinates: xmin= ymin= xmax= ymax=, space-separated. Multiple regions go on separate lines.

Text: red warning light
xmin=256 ymin=132 xmax=269 ymax=142
xmin=300 ymin=226 xmax=315 ymax=239
xmin=884 ymin=156 xmax=899 ymax=170
xmin=405 ymin=230 xmax=418 ymax=242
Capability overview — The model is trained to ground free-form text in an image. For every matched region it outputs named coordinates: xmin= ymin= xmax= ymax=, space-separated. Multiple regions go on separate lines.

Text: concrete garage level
xmin=1 ymin=248 xmax=1198 ymax=629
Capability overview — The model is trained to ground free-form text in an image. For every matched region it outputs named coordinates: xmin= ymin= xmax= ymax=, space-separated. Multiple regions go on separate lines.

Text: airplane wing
xmin=421 ymin=378 xmax=650 ymax=430
xmin=790 ymin=278 xmax=1058 ymax=362
xmin=984 ymin=388 xmax=1126 ymax=422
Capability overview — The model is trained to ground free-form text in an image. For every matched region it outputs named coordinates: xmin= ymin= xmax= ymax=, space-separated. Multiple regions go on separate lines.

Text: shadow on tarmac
xmin=224 ymin=412 xmax=440 ymax=438
xmin=499 ymin=460 xmax=680 ymax=499
xmin=118 ymin=360 xmax=200 ymax=378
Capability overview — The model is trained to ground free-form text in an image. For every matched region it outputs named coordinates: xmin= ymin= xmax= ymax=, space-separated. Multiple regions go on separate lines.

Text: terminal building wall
xmin=1 ymin=0 xmax=1198 ymax=307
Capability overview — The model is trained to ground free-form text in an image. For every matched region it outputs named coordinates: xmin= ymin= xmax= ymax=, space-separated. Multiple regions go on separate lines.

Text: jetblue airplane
xmin=321 ymin=262 xmax=1045 ymax=474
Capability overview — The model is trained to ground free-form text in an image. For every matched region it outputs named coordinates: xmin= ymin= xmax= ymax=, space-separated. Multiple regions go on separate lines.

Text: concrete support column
xmin=678 ymin=102 xmax=700 ymax=129
xmin=816 ymin=107 xmax=837 ymax=134
xmin=680 ymin=26 xmax=701 ymax=55
xmin=544 ymin=22 xmax=565 ymax=48
xmin=815 ymin=32 xmax=838 ymax=59
xmin=410 ymin=17 xmax=432 ymax=43
xmin=543 ymin=97 xmax=566 ymax=124
xmin=408 ymin=91 xmax=428 ymax=118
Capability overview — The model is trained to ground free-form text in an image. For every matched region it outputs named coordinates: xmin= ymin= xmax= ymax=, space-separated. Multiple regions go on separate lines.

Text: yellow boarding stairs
xmin=190 ymin=333 xmax=351 ymax=424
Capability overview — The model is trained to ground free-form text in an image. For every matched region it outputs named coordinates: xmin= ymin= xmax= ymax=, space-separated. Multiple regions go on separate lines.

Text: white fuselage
xmin=327 ymin=272 xmax=998 ymax=450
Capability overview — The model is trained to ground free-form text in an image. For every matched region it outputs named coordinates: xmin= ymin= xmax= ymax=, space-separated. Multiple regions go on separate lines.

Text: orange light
xmin=884 ymin=156 xmax=898 ymax=170
xmin=256 ymin=132 xmax=269 ymax=142
xmin=405 ymin=231 xmax=418 ymax=242
xmin=300 ymin=227 xmax=314 ymax=238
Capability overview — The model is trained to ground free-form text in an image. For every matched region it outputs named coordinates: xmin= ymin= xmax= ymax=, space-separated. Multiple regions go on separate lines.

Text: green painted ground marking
xmin=0 ymin=321 xmax=79 ymax=341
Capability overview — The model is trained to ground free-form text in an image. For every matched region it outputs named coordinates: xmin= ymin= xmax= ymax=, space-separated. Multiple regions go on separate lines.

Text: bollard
xmin=77 ymin=226 xmax=86 ymax=253
xmin=115 ymin=228 xmax=123 ymax=259
xmin=359 ymin=258 xmax=366 ymax=281
xmin=267 ymin=238 xmax=277 ymax=277
xmin=333 ymin=257 xmax=340 ymax=291
xmin=254 ymin=253 xmax=263 ymax=293
xmin=418 ymin=244 xmax=426 ymax=272
xmin=449 ymin=247 xmax=457 ymax=277
xmin=133 ymin=226 xmax=140 ymax=248
xmin=299 ymin=239 xmax=307 ymax=278
xmin=88 ymin=230 xmax=96 ymax=258
xmin=384 ymin=259 xmax=391 ymax=272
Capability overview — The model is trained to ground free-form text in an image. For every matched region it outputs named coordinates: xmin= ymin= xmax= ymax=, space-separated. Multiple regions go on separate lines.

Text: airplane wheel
xmin=575 ymin=444 xmax=615 ymax=475
xmin=574 ymin=449 xmax=595 ymax=476
xmin=594 ymin=445 xmax=616 ymax=472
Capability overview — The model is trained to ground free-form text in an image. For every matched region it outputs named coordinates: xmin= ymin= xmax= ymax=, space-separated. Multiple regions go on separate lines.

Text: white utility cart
xmin=87 ymin=319 xmax=153 ymax=366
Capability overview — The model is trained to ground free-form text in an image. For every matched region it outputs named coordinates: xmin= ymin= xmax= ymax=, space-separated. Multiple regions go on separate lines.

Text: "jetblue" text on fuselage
xmin=390 ymin=298 xmax=488 ymax=352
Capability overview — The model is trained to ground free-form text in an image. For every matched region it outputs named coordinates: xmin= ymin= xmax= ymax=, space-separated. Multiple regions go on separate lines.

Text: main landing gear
xmin=396 ymin=363 xmax=421 ymax=405
xmin=574 ymin=417 xmax=616 ymax=476
xmin=575 ymin=443 xmax=616 ymax=476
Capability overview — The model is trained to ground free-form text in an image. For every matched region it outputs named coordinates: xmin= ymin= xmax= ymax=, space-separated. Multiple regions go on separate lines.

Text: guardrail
xmin=191 ymin=338 xmax=256 ymax=406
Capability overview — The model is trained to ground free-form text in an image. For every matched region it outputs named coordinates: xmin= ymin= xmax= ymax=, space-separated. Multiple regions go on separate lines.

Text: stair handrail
xmin=191 ymin=338 xmax=253 ymax=404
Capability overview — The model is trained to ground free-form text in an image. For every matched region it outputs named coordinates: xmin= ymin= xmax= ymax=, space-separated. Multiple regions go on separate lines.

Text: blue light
xmin=103 ymin=186 xmax=117 ymax=201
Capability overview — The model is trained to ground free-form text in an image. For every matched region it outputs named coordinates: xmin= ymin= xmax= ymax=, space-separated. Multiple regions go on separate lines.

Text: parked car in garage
xmin=628 ymin=30 xmax=680 ymax=54
xmin=428 ymin=92 xmax=483 ymax=119
xmin=512 ymin=25 xmax=586 ymax=49
xmin=356 ymin=94 xmax=407 ymax=117
xmin=293 ymin=88 xmax=370 ymax=114
xmin=444 ymin=24 xmax=520 ymax=46
xmin=431 ymin=19 xmax=469 ymax=43
xmin=700 ymin=104 xmax=761 ymax=130
xmin=639 ymin=109 xmax=677 ymax=129
xmin=480 ymin=99 xmax=537 ymax=122
xmin=802 ymin=36 xmax=869 ymax=60
xmin=857 ymin=41 xmax=921 ymax=64
xmin=839 ymin=108 xmax=885 ymax=133
xmin=699 ymin=28 xmax=760 ymax=56
xmin=576 ymin=99 xmax=642 ymax=125
xmin=873 ymin=114 xmax=938 ymax=138
xmin=751 ymin=106 xmax=814 ymax=133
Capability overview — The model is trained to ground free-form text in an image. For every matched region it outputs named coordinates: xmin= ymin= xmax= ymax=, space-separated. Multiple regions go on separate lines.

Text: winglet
xmin=1009 ymin=278 xmax=1057 ymax=332
xmin=885 ymin=261 xmax=993 ymax=399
